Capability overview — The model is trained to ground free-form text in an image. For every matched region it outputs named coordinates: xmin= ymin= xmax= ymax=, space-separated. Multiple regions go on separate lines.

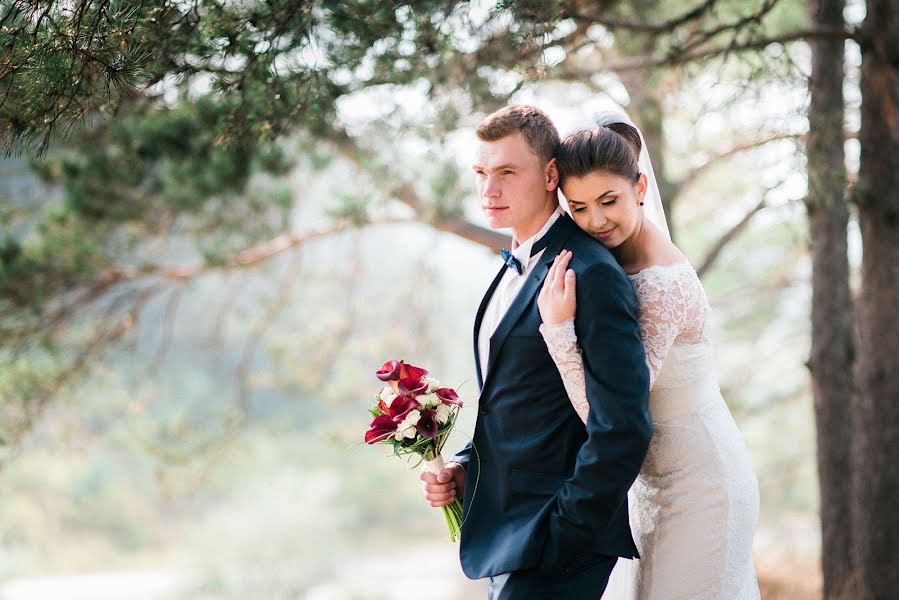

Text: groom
xmin=421 ymin=105 xmax=652 ymax=599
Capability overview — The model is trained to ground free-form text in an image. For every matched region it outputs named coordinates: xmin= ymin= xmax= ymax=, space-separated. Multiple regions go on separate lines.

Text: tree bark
xmin=851 ymin=0 xmax=899 ymax=597
xmin=806 ymin=1 xmax=855 ymax=597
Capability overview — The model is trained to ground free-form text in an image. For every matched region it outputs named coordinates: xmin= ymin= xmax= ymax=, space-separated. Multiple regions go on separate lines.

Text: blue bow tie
xmin=500 ymin=219 xmax=559 ymax=276
xmin=500 ymin=248 xmax=524 ymax=275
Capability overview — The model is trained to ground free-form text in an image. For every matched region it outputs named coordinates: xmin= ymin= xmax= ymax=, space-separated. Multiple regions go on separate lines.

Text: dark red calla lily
xmin=398 ymin=375 xmax=429 ymax=396
xmin=364 ymin=415 xmax=397 ymax=444
xmin=435 ymin=387 xmax=462 ymax=407
xmin=416 ymin=409 xmax=439 ymax=439
xmin=400 ymin=362 xmax=429 ymax=381
xmin=376 ymin=360 xmax=403 ymax=382
xmin=387 ymin=394 xmax=421 ymax=422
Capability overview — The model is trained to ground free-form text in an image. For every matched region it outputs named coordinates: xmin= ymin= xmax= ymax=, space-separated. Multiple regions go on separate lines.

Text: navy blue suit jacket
xmin=451 ymin=213 xmax=652 ymax=579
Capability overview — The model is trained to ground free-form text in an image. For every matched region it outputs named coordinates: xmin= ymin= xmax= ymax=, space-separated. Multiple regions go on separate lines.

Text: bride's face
xmin=562 ymin=170 xmax=647 ymax=249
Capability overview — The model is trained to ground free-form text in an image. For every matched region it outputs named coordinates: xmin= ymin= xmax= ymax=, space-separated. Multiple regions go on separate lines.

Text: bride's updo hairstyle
xmin=556 ymin=122 xmax=643 ymax=186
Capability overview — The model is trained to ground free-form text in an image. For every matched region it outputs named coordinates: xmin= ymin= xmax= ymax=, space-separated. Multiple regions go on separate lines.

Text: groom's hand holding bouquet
xmin=420 ymin=455 xmax=466 ymax=509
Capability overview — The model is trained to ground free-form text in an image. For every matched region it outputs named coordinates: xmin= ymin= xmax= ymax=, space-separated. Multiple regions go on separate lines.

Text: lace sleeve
xmin=539 ymin=265 xmax=709 ymax=421
xmin=539 ymin=319 xmax=589 ymax=423
xmin=631 ymin=265 xmax=709 ymax=388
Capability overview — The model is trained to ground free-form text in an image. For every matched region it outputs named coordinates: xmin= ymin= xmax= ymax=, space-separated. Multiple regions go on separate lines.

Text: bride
xmin=536 ymin=112 xmax=760 ymax=599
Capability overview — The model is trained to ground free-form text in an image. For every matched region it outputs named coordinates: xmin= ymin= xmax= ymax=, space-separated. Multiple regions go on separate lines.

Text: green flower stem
xmin=442 ymin=498 xmax=463 ymax=542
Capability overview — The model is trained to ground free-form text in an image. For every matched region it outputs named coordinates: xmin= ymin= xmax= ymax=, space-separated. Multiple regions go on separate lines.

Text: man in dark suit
xmin=421 ymin=105 xmax=652 ymax=599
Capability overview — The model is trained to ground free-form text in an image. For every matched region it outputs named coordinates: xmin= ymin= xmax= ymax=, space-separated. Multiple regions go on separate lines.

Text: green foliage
xmin=35 ymin=93 xmax=295 ymax=220
xmin=1 ymin=0 xmax=171 ymax=155
xmin=1 ymin=0 xmax=499 ymax=322
xmin=0 ymin=205 xmax=110 ymax=309
xmin=0 ymin=346 xmax=65 ymax=446
xmin=1 ymin=0 xmax=485 ymax=156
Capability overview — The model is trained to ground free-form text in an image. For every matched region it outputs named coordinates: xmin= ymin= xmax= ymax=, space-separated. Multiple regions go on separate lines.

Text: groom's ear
xmin=545 ymin=158 xmax=560 ymax=192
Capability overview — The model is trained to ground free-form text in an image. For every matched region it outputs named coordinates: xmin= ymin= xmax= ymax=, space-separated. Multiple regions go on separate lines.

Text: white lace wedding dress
xmin=540 ymin=261 xmax=760 ymax=600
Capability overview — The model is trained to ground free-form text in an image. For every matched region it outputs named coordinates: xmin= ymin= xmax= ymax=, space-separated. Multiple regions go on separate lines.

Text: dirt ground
xmin=757 ymin=557 xmax=823 ymax=600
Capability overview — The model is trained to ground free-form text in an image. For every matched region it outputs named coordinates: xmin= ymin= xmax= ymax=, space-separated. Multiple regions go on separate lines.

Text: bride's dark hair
xmin=556 ymin=122 xmax=642 ymax=186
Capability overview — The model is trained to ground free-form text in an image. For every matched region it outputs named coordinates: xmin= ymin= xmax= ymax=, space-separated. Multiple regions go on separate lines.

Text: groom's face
xmin=472 ymin=133 xmax=557 ymax=239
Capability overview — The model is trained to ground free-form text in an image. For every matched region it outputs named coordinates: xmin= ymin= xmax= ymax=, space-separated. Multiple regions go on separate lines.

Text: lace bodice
xmin=628 ymin=263 xmax=711 ymax=382
xmin=539 ymin=262 xmax=713 ymax=421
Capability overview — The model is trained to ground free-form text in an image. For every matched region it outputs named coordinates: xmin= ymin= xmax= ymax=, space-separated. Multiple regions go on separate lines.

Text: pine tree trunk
xmin=851 ymin=0 xmax=899 ymax=597
xmin=806 ymin=3 xmax=854 ymax=597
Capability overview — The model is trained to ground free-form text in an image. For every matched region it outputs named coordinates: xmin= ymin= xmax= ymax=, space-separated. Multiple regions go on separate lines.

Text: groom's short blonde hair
xmin=475 ymin=105 xmax=560 ymax=165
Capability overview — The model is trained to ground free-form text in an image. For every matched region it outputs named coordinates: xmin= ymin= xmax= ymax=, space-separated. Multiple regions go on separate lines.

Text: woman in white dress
xmin=535 ymin=113 xmax=760 ymax=599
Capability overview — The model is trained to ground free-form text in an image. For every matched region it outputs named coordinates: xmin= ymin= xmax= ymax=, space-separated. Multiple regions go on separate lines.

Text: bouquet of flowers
xmin=364 ymin=359 xmax=465 ymax=541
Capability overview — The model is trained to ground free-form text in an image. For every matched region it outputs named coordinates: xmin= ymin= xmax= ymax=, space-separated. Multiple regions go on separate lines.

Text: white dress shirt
xmin=478 ymin=209 xmax=562 ymax=379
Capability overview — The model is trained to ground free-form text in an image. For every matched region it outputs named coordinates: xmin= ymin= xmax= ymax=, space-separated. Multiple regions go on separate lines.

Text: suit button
xmin=479 ymin=407 xmax=488 ymax=415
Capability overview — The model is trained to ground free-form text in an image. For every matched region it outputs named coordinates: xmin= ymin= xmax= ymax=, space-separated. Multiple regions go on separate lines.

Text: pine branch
xmin=601 ymin=27 xmax=858 ymax=72
xmin=679 ymin=129 xmax=859 ymax=191
xmin=696 ymin=197 xmax=769 ymax=279
xmin=680 ymin=133 xmax=804 ymax=190
xmin=571 ymin=0 xmax=719 ymax=34
xmin=6 ymin=220 xmax=370 ymax=351
xmin=328 ymin=126 xmax=511 ymax=251
xmin=675 ymin=0 xmax=783 ymax=57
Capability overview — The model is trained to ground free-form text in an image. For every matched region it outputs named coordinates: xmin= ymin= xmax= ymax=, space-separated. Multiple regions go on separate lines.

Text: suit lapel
xmin=481 ymin=216 xmax=575 ymax=394
xmin=473 ymin=263 xmax=508 ymax=389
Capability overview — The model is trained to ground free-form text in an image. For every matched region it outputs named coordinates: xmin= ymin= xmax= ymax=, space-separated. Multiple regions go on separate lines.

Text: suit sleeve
xmin=449 ymin=441 xmax=472 ymax=471
xmin=537 ymin=261 xmax=652 ymax=576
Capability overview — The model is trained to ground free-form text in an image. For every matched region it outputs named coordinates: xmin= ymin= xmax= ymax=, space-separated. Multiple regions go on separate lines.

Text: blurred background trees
xmin=1 ymin=1 xmax=895 ymax=598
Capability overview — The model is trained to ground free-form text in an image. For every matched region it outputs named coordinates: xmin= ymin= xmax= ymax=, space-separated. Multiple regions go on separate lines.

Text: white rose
xmin=405 ymin=409 xmax=421 ymax=425
xmin=393 ymin=409 xmax=422 ymax=440
xmin=418 ymin=393 xmax=439 ymax=409
xmin=379 ymin=386 xmax=398 ymax=406
xmin=436 ymin=403 xmax=452 ymax=424
xmin=395 ymin=422 xmax=416 ymax=440
xmin=424 ymin=377 xmax=441 ymax=393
